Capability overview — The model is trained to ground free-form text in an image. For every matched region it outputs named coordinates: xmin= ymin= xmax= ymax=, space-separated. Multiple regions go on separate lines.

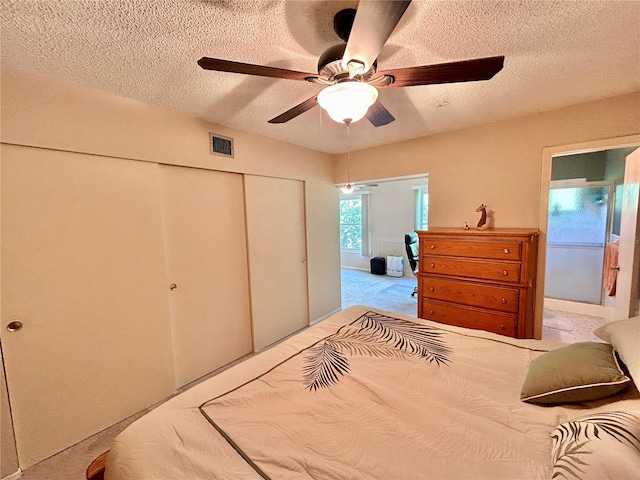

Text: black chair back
xmin=404 ymin=232 xmax=419 ymax=273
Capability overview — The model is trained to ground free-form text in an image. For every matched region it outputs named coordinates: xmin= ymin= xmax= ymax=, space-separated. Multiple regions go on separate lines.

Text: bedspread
xmin=106 ymin=306 xmax=639 ymax=480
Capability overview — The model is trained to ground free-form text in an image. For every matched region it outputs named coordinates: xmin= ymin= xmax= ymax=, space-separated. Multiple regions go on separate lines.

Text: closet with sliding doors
xmin=1 ymin=149 xmax=309 ymax=468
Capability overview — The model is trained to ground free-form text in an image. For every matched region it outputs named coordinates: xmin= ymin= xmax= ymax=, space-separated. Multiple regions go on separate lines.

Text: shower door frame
xmin=545 ymin=179 xmax=615 ymax=306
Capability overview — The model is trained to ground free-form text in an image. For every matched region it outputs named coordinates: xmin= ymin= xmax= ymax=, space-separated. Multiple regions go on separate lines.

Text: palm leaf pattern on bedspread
xmin=303 ymin=311 xmax=451 ymax=391
xmin=550 ymin=411 xmax=640 ymax=479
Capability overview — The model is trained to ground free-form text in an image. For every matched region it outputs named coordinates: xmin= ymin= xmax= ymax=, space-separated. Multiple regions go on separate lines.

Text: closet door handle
xmin=7 ymin=321 xmax=23 ymax=332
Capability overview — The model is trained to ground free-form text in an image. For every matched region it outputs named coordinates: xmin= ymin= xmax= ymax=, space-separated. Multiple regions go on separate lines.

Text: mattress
xmin=105 ymin=305 xmax=640 ymax=479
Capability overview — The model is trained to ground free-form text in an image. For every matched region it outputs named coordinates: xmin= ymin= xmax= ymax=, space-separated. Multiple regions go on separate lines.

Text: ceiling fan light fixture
xmin=317 ymin=82 xmax=378 ymax=124
xmin=341 ymin=184 xmax=355 ymax=195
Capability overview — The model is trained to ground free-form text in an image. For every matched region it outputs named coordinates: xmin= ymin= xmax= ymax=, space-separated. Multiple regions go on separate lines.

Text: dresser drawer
xmin=422 ymin=277 xmax=519 ymax=313
xmin=423 ymin=239 xmax=522 ymax=260
xmin=421 ymin=299 xmax=517 ymax=337
xmin=422 ymin=257 xmax=521 ymax=283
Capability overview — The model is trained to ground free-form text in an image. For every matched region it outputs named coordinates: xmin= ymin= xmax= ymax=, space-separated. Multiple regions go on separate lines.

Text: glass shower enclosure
xmin=545 ymin=183 xmax=612 ymax=304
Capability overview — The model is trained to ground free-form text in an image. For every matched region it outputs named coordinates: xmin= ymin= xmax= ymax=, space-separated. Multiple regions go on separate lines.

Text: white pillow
xmin=594 ymin=316 xmax=639 ymax=387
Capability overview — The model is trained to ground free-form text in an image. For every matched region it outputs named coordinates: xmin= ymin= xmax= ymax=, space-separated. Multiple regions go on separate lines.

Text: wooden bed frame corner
xmin=86 ymin=450 xmax=109 ymax=480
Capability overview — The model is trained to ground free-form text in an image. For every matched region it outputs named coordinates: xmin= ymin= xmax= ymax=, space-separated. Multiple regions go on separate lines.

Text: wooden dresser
xmin=416 ymin=229 xmax=539 ymax=338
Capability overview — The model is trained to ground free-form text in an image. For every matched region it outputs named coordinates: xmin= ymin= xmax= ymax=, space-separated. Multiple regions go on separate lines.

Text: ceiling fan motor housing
xmin=318 ymin=8 xmax=378 ymax=82
xmin=318 ymin=43 xmax=377 ymax=81
xmin=333 ymin=8 xmax=356 ymax=42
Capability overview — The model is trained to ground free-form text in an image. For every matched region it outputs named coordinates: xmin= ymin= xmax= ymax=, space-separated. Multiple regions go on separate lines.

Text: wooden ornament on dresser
xmin=475 ymin=204 xmax=489 ymax=230
xmin=416 ymin=228 xmax=539 ymax=338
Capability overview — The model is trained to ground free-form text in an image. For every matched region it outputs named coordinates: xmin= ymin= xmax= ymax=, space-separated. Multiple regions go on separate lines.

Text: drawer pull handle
xmin=503 ymin=270 xmax=508 ymax=276
xmin=430 ymin=287 xmax=435 ymax=292
xmin=500 ymin=325 xmax=506 ymax=331
xmin=431 ymin=263 xmax=435 ymax=268
xmin=429 ymin=310 xmax=434 ymax=315
xmin=504 ymin=248 xmax=509 ymax=254
xmin=501 ymin=298 xmax=507 ymax=304
xmin=430 ymin=244 xmax=435 ymax=249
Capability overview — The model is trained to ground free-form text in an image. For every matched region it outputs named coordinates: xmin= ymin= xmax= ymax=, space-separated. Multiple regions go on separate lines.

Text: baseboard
xmin=340 ymin=266 xmax=369 ymax=272
xmin=2 ymin=469 xmax=22 ymax=480
xmin=341 ymin=266 xmax=412 ymax=278
xmin=310 ymin=308 xmax=341 ymax=326
xmin=544 ymin=298 xmax=605 ymax=317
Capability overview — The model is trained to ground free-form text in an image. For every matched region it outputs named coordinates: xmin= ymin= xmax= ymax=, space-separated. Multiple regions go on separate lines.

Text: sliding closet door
xmin=244 ymin=176 xmax=309 ymax=351
xmin=1 ymin=146 xmax=175 ymax=468
xmin=160 ymin=165 xmax=252 ymax=388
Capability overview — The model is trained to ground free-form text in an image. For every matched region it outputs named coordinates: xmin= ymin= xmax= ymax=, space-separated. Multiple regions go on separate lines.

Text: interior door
xmin=612 ymin=148 xmax=640 ymax=320
xmin=1 ymin=146 xmax=175 ymax=468
xmin=244 ymin=176 xmax=309 ymax=351
xmin=159 ymin=165 xmax=252 ymax=388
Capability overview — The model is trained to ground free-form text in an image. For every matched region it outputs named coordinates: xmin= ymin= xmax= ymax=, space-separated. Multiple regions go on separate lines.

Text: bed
xmin=103 ymin=305 xmax=640 ymax=479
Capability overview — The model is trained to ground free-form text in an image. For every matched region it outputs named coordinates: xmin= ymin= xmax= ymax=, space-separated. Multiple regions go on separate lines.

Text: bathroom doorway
xmin=542 ymin=143 xmax=639 ymax=322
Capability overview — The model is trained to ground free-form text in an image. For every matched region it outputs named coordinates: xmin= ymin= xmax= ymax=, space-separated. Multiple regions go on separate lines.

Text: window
xmin=414 ymin=186 xmax=428 ymax=230
xmin=340 ymin=193 xmax=369 ymax=254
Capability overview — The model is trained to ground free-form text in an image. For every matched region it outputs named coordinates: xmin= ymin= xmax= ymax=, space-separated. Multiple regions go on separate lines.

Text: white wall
xmin=341 ymin=177 xmax=427 ymax=275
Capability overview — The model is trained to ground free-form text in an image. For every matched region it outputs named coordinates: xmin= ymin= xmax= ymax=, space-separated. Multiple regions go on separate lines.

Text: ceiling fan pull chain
xmin=346 ymin=121 xmax=352 ymax=190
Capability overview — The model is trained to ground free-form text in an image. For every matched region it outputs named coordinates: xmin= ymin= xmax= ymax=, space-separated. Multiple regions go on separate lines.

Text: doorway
xmin=538 ymin=136 xmax=640 ymax=339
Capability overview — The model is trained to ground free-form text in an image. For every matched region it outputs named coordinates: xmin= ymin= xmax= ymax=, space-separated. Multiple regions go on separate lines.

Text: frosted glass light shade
xmin=317 ymin=82 xmax=378 ymax=124
xmin=341 ymin=184 xmax=355 ymax=194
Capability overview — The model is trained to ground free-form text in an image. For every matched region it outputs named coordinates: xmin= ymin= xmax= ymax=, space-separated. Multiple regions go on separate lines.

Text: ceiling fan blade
xmin=378 ymin=56 xmax=505 ymax=88
xmin=268 ymin=95 xmax=318 ymax=124
xmin=366 ymin=101 xmax=395 ymax=127
xmin=342 ymin=0 xmax=411 ymax=73
xmin=353 ymin=183 xmax=379 ymax=190
xmin=198 ymin=57 xmax=319 ymax=82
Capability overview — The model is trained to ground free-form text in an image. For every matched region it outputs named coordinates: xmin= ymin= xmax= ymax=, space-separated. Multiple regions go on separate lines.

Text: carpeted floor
xmin=341 ymin=267 xmax=418 ymax=318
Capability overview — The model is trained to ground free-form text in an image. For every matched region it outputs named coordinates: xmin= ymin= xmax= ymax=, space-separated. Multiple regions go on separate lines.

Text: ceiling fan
xmin=198 ymin=0 xmax=504 ymax=127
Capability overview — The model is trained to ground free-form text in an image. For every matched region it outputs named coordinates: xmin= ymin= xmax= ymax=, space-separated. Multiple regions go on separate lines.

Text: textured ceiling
xmin=1 ymin=0 xmax=639 ymax=154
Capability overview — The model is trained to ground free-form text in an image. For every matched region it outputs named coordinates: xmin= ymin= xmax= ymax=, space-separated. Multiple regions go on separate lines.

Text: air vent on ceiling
xmin=209 ymin=132 xmax=234 ymax=158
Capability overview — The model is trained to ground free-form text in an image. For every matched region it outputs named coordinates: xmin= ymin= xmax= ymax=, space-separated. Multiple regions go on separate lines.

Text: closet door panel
xmin=160 ymin=165 xmax=252 ymax=388
xmin=1 ymin=146 xmax=174 ymax=468
xmin=244 ymin=176 xmax=309 ymax=351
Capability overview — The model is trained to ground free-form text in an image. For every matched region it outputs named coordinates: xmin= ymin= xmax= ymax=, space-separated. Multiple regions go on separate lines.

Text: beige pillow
xmin=520 ymin=342 xmax=630 ymax=405
xmin=594 ymin=316 xmax=639 ymax=387
xmin=551 ymin=411 xmax=640 ymax=479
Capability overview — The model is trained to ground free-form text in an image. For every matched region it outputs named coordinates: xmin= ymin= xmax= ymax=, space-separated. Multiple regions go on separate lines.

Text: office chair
xmin=404 ymin=232 xmax=419 ymax=297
